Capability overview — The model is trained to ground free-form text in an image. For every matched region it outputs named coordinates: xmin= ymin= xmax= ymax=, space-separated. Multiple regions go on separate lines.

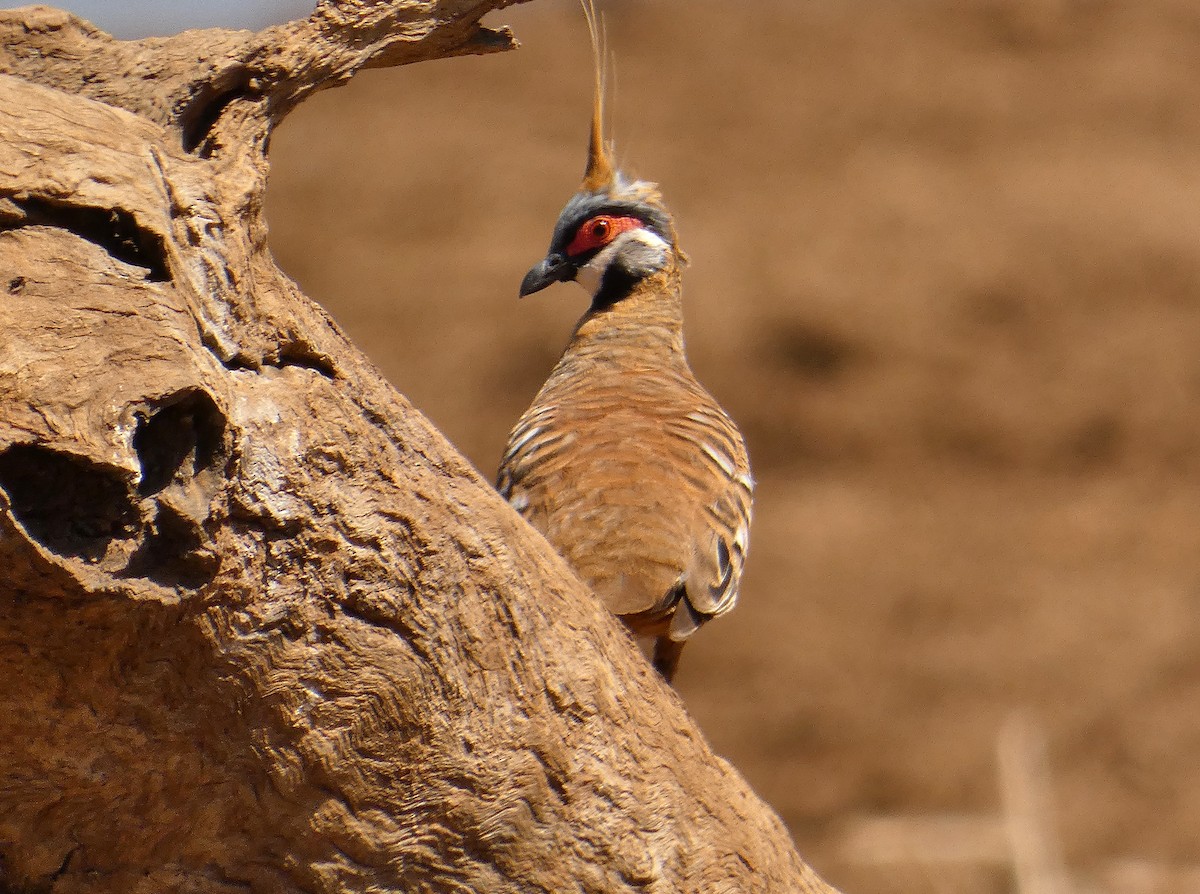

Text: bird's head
xmin=519 ymin=1 xmax=683 ymax=306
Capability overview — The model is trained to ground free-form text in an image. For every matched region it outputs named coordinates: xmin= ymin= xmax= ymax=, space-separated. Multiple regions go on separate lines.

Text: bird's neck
xmin=568 ymin=266 xmax=686 ymax=358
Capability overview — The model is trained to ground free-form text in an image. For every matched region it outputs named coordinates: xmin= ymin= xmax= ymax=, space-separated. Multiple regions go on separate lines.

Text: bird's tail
xmin=652 ymin=636 xmax=685 ymax=684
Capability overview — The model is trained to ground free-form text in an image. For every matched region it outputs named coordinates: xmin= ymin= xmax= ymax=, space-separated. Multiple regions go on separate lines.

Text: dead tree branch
xmin=0 ymin=2 xmax=836 ymax=891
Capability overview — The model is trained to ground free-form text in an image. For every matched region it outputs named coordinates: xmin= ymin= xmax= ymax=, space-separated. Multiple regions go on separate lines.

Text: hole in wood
xmin=0 ymin=444 xmax=140 ymax=561
xmin=133 ymin=390 xmax=227 ymax=496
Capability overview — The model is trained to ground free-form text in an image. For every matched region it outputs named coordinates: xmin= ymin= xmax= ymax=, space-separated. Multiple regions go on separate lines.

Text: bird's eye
xmin=564 ymin=214 xmax=643 ymax=258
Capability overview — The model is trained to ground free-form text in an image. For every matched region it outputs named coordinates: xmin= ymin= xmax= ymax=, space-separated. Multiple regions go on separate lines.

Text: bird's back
xmin=498 ymin=275 xmax=752 ymax=648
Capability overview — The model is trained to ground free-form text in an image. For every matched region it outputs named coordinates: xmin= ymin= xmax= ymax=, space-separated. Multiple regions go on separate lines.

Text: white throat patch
xmin=575 ymin=228 xmax=670 ymax=297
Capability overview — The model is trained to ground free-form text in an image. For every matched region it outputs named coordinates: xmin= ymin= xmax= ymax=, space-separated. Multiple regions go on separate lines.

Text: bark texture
xmin=0 ymin=3 xmax=837 ymax=892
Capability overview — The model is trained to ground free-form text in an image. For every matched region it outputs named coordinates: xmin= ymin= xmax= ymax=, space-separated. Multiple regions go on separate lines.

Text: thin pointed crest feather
xmin=570 ymin=0 xmax=682 ymax=255
xmin=580 ymin=0 xmax=616 ymax=191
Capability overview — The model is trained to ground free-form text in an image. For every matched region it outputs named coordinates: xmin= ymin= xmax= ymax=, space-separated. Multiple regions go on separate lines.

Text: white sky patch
xmin=0 ymin=0 xmax=317 ymax=38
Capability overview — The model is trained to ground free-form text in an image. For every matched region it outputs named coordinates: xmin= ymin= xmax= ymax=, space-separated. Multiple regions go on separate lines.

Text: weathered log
xmin=0 ymin=3 xmax=837 ymax=891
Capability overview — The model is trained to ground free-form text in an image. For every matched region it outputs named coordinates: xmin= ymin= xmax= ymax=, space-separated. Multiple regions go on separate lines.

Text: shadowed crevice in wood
xmin=179 ymin=65 xmax=262 ymax=156
xmin=0 ymin=196 xmax=169 ymax=282
xmin=275 ymin=340 xmax=339 ymax=378
xmin=133 ymin=390 xmax=227 ymax=496
xmin=216 ymin=341 xmax=338 ymax=377
xmin=118 ymin=502 xmax=219 ymax=590
xmin=125 ymin=391 xmax=227 ymax=590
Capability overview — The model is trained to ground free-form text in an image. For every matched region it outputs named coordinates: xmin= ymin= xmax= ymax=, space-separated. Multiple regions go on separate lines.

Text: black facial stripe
xmin=591 ymin=262 xmax=640 ymax=310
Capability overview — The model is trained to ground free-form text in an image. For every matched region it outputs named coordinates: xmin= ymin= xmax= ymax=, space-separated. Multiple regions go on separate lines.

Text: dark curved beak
xmin=519 ymin=253 xmax=573 ymax=298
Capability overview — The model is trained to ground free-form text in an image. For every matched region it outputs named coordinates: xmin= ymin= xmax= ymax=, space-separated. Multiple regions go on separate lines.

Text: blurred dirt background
xmin=266 ymin=1 xmax=1200 ymax=891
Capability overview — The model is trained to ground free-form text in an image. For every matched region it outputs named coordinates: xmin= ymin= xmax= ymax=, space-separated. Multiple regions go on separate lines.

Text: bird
xmin=495 ymin=1 xmax=752 ymax=684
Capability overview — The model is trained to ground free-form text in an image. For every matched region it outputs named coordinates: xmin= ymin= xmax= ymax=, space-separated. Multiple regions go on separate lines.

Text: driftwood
xmin=0 ymin=2 xmax=836 ymax=891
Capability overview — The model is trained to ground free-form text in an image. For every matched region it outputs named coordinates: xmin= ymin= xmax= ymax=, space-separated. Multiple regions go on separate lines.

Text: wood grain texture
xmin=0 ymin=3 xmax=836 ymax=892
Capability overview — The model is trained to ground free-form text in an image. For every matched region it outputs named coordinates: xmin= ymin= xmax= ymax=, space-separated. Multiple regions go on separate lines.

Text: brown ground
xmin=266 ymin=2 xmax=1200 ymax=891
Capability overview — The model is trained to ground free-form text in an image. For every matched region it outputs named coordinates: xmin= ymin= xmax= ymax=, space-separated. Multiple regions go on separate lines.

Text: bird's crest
xmin=580 ymin=0 xmax=616 ymax=192
xmin=576 ymin=0 xmax=680 ymax=255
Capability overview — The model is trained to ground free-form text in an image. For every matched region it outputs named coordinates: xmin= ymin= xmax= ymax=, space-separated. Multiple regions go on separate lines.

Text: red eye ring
xmin=565 ymin=214 xmax=643 ymax=257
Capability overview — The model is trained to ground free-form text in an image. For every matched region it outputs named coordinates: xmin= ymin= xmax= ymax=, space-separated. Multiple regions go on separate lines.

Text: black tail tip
xmin=652 ymin=637 xmax=685 ymax=685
